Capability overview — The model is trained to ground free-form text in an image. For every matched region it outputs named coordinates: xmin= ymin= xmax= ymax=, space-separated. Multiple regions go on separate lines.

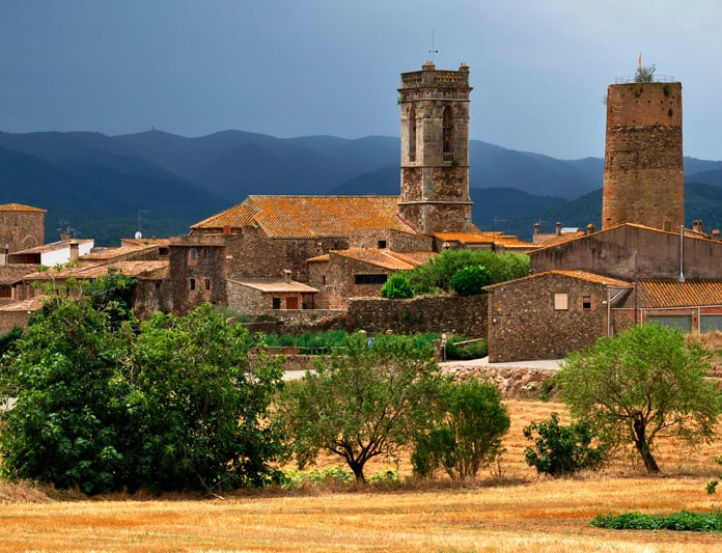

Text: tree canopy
xmin=557 ymin=324 xmax=721 ymax=473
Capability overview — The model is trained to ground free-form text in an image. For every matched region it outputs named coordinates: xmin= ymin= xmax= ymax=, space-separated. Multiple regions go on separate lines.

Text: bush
xmin=380 ymin=272 xmax=414 ymax=299
xmin=523 ymin=413 xmax=605 ymax=476
xmin=591 ymin=510 xmax=722 ymax=532
xmin=281 ymin=465 xmax=353 ymax=489
xmin=412 ymin=377 xmax=510 ymax=480
xmin=449 ymin=265 xmax=492 ymax=296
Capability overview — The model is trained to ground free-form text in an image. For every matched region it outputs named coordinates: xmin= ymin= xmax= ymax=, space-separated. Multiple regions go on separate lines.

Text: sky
xmin=1 ymin=0 xmax=721 ymax=160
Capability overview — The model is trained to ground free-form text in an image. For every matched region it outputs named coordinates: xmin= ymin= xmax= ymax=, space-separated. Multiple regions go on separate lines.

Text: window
xmin=582 ymin=295 xmax=591 ymax=310
xmin=647 ymin=315 xmax=692 ymax=332
xmin=701 ymin=315 xmax=722 ymax=333
xmin=272 ymin=297 xmax=281 ymax=310
xmin=322 ymin=275 xmax=327 ymax=285
xmin=554 ymin=293 xmax=568 ymax=310
xmin=408 ymin=106 xmax=416 ymax=162
xmin=189 ymin=278 xmax=196 ymax=291
xmin=377 ymin=240 xmax=387 ymax=249
xmin=204 ymin=278 xmax=211 ymax=291
xmin=188 ymin=247 xmax=197 ymax=262
xmin=442 ymin=106 xmax=453 ymax=160
xmin=355 ymin=274 xmax=388 ymax=285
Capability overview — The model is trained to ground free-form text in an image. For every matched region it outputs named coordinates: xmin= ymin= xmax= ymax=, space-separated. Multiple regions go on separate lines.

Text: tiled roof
xmin=387 ymin=250 xmax=436 ymax=266
xmin=0 ymin=203 xmax=46 ymax=213
xmin=333 ymin=249 xmax=433 ymax=271
xmin=0 ymin=297 xmax=46 ymax=312
xmin=22 ymin=260 xmax=168 ymax=280
xmin=307 ymin=254 xmax=330 ymax=263
xmin=11 ymin=238 xmax=93 ymax=255
xmin=120 ymin=238 xmax=170 ymax=247
xmin=630 ymin=279 xmax=722 ymax=308
xmin=82 ymin=244 xmax=158 ymax=261
xmin=0 ymin=265 xmax=36 ymax=284
xmin=485 ymin=270 xmax=631 ymax=290
xmin=230 ymin=278 xmax=319 ymax=293
xmin=435 ymin=232 xmax=538 ymax=249
xmin=192 ymin=196 xmax=413 ymax=238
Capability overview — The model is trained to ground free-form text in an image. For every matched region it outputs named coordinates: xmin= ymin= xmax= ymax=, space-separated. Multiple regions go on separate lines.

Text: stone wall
xmin=0 ymin=208 xmax=45 ymax=253
xmin=487 ymin=273 xmax=612 ymax=362
xmin=260 ymin=308 xmax=346 ymax=334
xmin=168 ymin=235 xmax=227 ymax=315
xmin=349 ymin=228 xmax=433 ymax=251
xmin=133 ymin=278 xmax=172 ymax=319
xmin=444 ymin=363 xmax=557 ymax=397
xmin=602 ymin=82 xmax=683 ymax=230
xmin=0 ymin=310 xmax=31 ymax=335
xmin=347 ymin=294 xmax=488 ymax=336
xmin=531 ymin=224 xmax=722 ymax=281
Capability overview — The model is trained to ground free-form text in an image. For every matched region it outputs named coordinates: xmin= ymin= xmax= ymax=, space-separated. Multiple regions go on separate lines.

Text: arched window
xmin=408 ymin=107 xmax=416 ymax=162
xmin=442 ymin=106 xmax=453 ymax=161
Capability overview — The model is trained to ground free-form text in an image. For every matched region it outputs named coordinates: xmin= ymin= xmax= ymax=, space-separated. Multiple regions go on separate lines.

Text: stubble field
xmin=2 ymin=399 xmax=722 ymax=552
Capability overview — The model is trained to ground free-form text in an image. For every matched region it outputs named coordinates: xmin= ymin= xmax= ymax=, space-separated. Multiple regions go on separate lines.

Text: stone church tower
xmin=602 ymin=79 xmax=684 ymax=231
xmin=398 ymin=62 xmax=473 ymax=234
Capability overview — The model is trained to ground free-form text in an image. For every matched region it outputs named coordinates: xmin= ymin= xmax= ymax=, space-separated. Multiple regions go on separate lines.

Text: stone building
xmin=486 ymin=270 xmax=631 ymax=362
xmin=0 ymin=203 xmax=45 ymax=255
xmin=602 ymin=79 xmax=683 ymax=231
xmin=398 ymin=62 xmax=473 ymax=234
xmin=227 ymin=275 xmax=319 ymax=314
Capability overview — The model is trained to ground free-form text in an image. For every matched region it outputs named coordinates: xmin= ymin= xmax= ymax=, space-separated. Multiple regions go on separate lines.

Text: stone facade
xmin=227 ymin=279 xmax=318 ymax=314
xmin=133 ymin=278 xmax=172 ymax=319
xmin=398 ymin=62 xmax=473 ymax=234
xmin=531 ymin=224 xmax=722 ymax=281
xmin=0 ymin=204 xmax=45 ymax=253
xmin=602 ymin=82 xmax=684 ymax=231
xmin=486 ymin=273 xmax=626 ymax=362
xmin=347 ymin=294 xmax=488 ymax=336
xmin=168 ymin=235 xmax=227 ymax=315
xmin=349 ymin=228 xmax=433 ymax=251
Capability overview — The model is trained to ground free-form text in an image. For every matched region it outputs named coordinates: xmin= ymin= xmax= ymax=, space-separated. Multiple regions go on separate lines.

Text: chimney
xmin=693 ymin=220 xmax=704 ymax=233
xmin=223 ymin=225 xmax=231 ymax=235
xmin=555 ymin=222 xmax=562 ymax=236
xmin=282 ymin=269 xmax=292 ymax=283
xmin=69 ymin=242 xmax=79 ymax=260
xmin=712 ymin=230 xmax=721 ymax=240
xmin=60 ymin=233 xmax=71 ymax=241
xmin=534 ymin=222 xmax=541 ymax=235
xmin=586 ymin=223 xmax=596 ymax=234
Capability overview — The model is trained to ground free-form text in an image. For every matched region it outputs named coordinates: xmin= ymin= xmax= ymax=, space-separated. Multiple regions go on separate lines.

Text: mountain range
xmin=0 ymin=129 xmax=721 ymax=244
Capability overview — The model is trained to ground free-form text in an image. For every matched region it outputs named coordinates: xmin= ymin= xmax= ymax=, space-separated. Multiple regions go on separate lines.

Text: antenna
xmin=492 ymin=217 xmax=507 ymax=231
xmin=429 ymin=30 xmax=438 ymax=62
xmin=137 ymin=209 xmax=150 ymax=240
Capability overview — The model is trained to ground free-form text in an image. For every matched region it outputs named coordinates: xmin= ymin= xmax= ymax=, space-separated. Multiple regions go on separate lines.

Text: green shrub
xmin=591 ymin=510 xmax=722 ymax=532
xmin=412 ymin=377 xmax=510 ymax=480
xmin=445 ymin=338 xmax=488 ymax=360
xmin=281 ymin=465 xmax=353 ymax=489
xmin=380 ymin=272 xmax=414 ymax=299
xmin=449 ymin=265 xmax=492 ymax=296
xmin=523 ymin=413 xmax=606 ymax=476
xmin=368 ymin=467 xmax=400 ymax=485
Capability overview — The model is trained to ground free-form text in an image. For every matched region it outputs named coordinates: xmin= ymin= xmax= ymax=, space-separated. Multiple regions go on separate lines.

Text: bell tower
xmin=398 ymin=61 xmax=473 ymax=234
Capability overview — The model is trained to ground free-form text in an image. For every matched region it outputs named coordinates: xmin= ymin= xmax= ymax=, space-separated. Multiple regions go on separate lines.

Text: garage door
xmin=646 ymin=315 xmax=692 ymax=332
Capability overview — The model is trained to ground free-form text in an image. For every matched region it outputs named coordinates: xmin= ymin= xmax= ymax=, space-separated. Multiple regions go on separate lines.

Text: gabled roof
xmin=10 ymin=238 xmax=93 ymax=255
xmin=192 ymin=196 xmax=413 ymax=238
xmin=229 ymin=278 xmax=319 ymax=294
xmin=530 ymin=223 xmax=719 ymax=254
xmin=435 ymin=231 xmax=538 ymax=250
xmin=0 ymin=297 xmax=46 ymax=312
xmin=21 ymin=260 xmax=168 ymax=281
xmin=484 ymin=270 xmax=631 ymax=291
xmin=620 ymin=279 xmax=722 ymax=309
xmin=82 ymin=244 xmax=158 ymax=262
xmin=332 ymin=249 xmax=434 ymax=271
xmin=0 ymin=203 xmax=46 ymax=213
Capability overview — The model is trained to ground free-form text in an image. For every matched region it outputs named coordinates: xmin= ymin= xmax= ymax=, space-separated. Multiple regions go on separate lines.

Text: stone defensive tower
xmin=602 ymin=79 xmax=684 ymax=231
xmin=398 ymin=61 xmax=473 ymax=234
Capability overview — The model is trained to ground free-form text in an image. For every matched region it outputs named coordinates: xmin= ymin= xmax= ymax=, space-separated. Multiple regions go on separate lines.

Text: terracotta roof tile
xmin=0 ymin=297 xmax=47 ymax=312
xmin=485 ymin=270 xmax=631 ymax=290
xmin=82 ymin=244 xmax=158 ymax=261
xmin=11 ymin=238 xmax=93 ymax=255
xmin=307 ymin=254 xmax=330 ymax=263
xmin=192 ymin=196 xmax=413 ymax=238
xmin=435 ymin=231 xmax=538 ymax=249
xmin=229 ymin=278 xmax=319 ymax=294
xmin=0 ymin=203 xmax=46 ymax=213
xmin=333 ymin=249 xmax=433 ymax=271
xmin=631 ymin=279 xmax=722 ymax=308
xmin=22 ymin=260 xmax=168 ymax=280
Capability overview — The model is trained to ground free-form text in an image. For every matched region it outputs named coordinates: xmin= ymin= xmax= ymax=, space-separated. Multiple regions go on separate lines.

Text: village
xmin=1 ymin=60 xmax=722 ymax=367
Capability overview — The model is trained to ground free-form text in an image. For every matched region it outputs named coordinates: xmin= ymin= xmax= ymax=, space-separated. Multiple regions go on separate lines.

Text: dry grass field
xmin=2 ymin=399 xmax=722 ymax=552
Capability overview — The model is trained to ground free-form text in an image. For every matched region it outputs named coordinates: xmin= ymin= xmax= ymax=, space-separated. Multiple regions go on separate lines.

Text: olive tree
xmin=558 ymin=324 xmax=721 ymax=473
xmin=277 ymin=333 xmax=441 ymax=483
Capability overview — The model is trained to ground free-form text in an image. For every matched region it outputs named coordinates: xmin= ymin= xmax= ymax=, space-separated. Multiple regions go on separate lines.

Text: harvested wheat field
xmin=2 ymin=400 xmax=722 ymax=552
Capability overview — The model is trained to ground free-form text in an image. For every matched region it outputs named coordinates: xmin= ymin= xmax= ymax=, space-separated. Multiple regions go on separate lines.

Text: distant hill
xmin=505 ymin=182 xmax=722 ymax=240
xmin=1 ymin=128 xmax=722 ymax=244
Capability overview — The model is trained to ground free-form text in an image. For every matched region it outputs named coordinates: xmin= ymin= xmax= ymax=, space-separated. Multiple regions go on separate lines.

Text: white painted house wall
xmin=40 ymin=240 xmax=94 ymax=266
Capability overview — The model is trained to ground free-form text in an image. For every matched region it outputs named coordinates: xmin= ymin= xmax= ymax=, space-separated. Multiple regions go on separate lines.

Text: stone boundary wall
xmin=443 ymin=363 xmax=557 ymax=396
xmin=347 ymin=294 xmax=488 ymax=336
xmin=259 ymin=309 xmax=346 ymax=334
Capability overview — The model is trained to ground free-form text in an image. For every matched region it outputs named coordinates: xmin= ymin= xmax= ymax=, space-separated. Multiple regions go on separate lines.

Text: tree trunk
xmin=633 ymin=417 xmax=660 ymax=473
xmin=349 ymin=461 xmax=366 ymax=484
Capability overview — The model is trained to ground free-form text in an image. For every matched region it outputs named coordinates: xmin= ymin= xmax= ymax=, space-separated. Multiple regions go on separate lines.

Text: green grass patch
xmin=591 ymin=510 xmax=722 ymax=532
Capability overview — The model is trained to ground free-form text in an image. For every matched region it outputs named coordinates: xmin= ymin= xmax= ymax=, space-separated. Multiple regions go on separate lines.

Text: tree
xmin=380 ymin=272 xmax=414 ymax=299
xmin=523 ymin=413 xmax=606 ymax=476
xmin=449 ymin=265 xmax=492 ymax=296
xmin=558 ymin=324 xmax=721 ymax=473
xmin=126 ymin=305 xmax=284 ymax=492
xmin=405 ymin=249 xmax=528 ymax=295
xmin=277 ymin=333 xmax=440 ymax=483
xmin=0 ymin=273 xmax=284 ymax=494
xmin=412 ymin=376 xmax=509 ymax=480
